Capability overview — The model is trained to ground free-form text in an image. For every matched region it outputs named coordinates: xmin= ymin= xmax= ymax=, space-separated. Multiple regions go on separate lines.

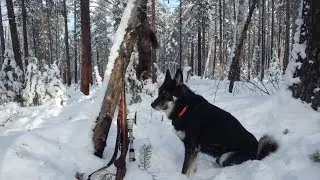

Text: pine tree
xmin=138 ymin=144 xmax=152 ymax=170
xmin=0 ymin=51 xmax=23 ymax=102
xmin=21 ymin=0 xmax=29 ymax=67
xmin=287 ymin=0 xmax=320 ymax=111
xmin=80 ymin=0 xmax=93 ymax=95
xmin=63 ymin=0 xmax=71 ymax=86
xmin=6 ymin=0 xmax=23 ymax=73
xmin=0 ymin=1 xmax=5 ymax=65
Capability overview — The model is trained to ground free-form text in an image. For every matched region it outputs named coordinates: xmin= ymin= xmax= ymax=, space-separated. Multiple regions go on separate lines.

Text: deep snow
xmin=0 ymin=77 xmax=320 ymax=180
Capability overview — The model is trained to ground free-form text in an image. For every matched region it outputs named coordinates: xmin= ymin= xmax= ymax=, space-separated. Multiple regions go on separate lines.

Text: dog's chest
xmin=173 ymin=128 xmax=186 ymax=140
xmin=172 ymin=116 xmax=190 ymax=141
xmin=172 ymin=120 xmax=188 ymax=141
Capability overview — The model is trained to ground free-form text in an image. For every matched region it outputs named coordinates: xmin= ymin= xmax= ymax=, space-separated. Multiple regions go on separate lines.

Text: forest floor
xmin=0 ymin=76 xmax=320 ymax=180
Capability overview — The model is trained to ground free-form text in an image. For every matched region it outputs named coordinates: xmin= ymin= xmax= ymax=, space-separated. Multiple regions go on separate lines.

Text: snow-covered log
xmin=92 ymin=0 xmax=147 ymax=158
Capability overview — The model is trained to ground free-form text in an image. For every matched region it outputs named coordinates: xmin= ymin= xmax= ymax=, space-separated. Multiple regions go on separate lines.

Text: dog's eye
xmin=165 ymin=92 xmax=171 ymax=98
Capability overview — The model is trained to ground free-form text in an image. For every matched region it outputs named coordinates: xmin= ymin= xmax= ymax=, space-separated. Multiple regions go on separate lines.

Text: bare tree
xmin=228 ymin=0 xmax=258 ymax=93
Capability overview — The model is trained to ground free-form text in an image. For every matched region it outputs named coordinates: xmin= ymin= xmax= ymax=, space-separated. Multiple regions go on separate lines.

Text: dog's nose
xmin=151 ymin=102 xmax=156 ymax=108
xmin=151 ymin=100 xmax=157 ymax=108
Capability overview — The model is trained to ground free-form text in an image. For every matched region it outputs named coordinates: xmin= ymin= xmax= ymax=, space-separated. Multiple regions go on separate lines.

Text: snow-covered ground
xmin=0 ymin=77 xmax=319 ymax=180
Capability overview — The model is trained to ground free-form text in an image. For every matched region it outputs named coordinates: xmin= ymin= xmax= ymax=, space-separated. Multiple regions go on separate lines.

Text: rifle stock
xmin=114 ymin=79 xmax=128 ymax=180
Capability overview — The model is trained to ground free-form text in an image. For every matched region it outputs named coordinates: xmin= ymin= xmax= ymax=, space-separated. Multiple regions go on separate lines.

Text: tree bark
xmin=135 ymin=3 xmax=158 ymax=80
xmin=63 ymin=0 xmax=72 ymax=86
xmin=228 ymin=0 xmax=258 ymax=93
xmin=213 ymin=14 xmax=217 ymax=78
xmin=46 ymin=0 xmax=53 ymax=64
xmin=74 ymin=0 xmax=78 ymax=84
xmin=21 ymin=0 xmax=29 ymax=67
xmin=191 ymin=41 xmax=194 ymax=75
xmin=270 ymin=0 xmax=275 ymax=65
xmin=92 ymin=0 xmax=149 ymax=158
xmin=0 ymin=1 xmax=5 ymax=65
xmin=247 ymin=28 xmax=251 ymax=80
xmin=283 ymin=0 xmax=290 ymax=74
xmin=260 ymin=0 xmax=266 ymax=80
xmin=179 ymin=0 xmax=182 ymax=68
xmin=278 ymin=2 xmax=283 ymax=61
xmin=6 ymin=0 xmax=23 ymax=70
xmin=290 ymin=0 xmax=320 ymax=111
xmin=80 ymin=0 xmax=92 ymax=95
xmin=197 ymin=23 xmax=201 ymax=76
xmin=202 ymin=16 xmax=206 ymax=76
xmin=151 ymin=0 xmax=157 ymax=83
xmin=219 ymin=0 xmax=223 ymax=78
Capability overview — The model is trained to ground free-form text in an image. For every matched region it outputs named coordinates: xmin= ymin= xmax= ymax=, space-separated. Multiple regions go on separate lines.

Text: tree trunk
xmin=32 ymin=18 xmax=37 ymax=59
xmin=63 ymin=0 xmax=71 ymax=86
xmin=213 ymin=14 xmax=217 ymax=78
xmin=219 ymin=0 xmax=223 ymax=78
xmin=197 ymin=23 xmax=201 ymax=76
xmin=247 ymin=28 xmax=251 ymax=80
xmin=271 ymin=0 xmax=274 ymax=59
xmin=289 ymin=0 xmax=320 ymax=111
xmin=73 ymin=0 xmax=78 ymax=84
xmin=191 ymin=41 xmax=194 ymax=75
xmin=21 ymin=0 xmax=29 ymax=67
xmin=179 ymin=0 xmax=182 ymax=68
xmin=260 ymin=0 xmax=266 ymax=81
xmin=92 ymin=0 xmax=149 ymax=158
xmin=151 ymin=0 xmax=157 ymax=83
xmin=46 ymin=0 xmax=53 ymax=64
xmin=0 ymin=1 xmax=5 ymax=65
xmin=202 ymin=16 xmax=206 ymax=76
xmin=228 ymin=0 xmax=258 ymax=93
xmin=283 ymin=0 xmax=290 ymax=74
xmin=80 ymin=0 xmax=92 ymax=95
xmin=74 ymin=0 xmax=78 ymax=84
xmin=6 ymin=0 xmax=23 ymax=70
xmin=278 ymin=2 xmax=283 ymax=61
xmin=135 ymin=4 xmax=158 ymax=80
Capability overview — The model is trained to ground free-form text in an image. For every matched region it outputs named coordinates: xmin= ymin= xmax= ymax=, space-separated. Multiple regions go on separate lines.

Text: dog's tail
xmin=256 ymin=135 xmax=279 ymax=160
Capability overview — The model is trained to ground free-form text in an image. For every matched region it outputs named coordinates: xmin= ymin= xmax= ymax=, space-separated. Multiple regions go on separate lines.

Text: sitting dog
xmin=151 ymin=69 xmax=278 ymax=176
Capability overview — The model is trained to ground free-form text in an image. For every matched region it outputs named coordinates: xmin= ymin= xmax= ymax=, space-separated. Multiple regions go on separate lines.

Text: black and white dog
xmin=151 ymin=69 xmax=278 ymax=176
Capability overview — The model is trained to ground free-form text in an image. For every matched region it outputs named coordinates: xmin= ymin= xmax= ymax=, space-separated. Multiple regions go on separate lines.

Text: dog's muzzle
xmin=151 ymin=98 xmax=159 ymax=109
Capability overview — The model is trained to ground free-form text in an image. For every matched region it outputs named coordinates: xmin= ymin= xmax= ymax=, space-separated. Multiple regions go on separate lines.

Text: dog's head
xmin=151 ymin=69 xmax=184 ymax=117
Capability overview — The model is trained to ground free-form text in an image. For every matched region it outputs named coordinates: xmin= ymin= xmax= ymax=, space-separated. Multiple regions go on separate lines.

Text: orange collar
xmin=178 ymin=106 xmax=188 ymax=117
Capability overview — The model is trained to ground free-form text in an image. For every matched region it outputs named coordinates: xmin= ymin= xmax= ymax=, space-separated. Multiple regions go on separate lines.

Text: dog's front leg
xmin=182 ymin=142 xmax=198 ymax=177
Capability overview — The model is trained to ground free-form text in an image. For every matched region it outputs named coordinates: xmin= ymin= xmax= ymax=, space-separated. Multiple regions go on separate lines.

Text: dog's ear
xmin=165 ymin=69 xmax=172 ymax=81
xmin=174 ymin=69 xmax=183 ymax=86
